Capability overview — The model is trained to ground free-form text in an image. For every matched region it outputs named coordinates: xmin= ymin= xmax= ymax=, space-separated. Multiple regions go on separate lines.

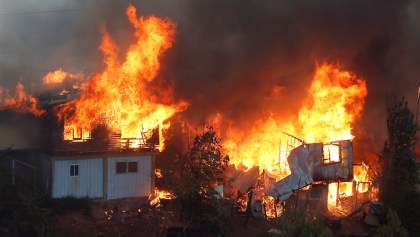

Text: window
xmin=128 ymin=162 xmax=138 ymax=173
xmin=322 ymin=144 xmax=341 ymax=164
xmin=116 ymin=161 xmax=138 ymax=173
xmin=116 ymin=162 xmax=127 ymax=173
xmin=116 ymin=161 xmax=138 ymax=174
xmin=70 ymin=164 xmax=79 ymax=177
xmin=309 ymin=184 xmax=324 ymax=200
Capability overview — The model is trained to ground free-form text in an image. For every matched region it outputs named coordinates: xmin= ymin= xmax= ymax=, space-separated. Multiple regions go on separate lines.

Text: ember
xmin=149 ymin=188 xmax=174 ymax=207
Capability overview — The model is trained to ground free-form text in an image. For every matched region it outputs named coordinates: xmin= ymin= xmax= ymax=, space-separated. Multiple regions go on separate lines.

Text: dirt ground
xmin=48 ymin=197 xmax=371 ymax=237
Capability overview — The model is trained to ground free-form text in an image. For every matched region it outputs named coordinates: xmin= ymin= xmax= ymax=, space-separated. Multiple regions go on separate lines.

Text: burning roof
xmin=1 ymin=4 xmax=188 ymax=153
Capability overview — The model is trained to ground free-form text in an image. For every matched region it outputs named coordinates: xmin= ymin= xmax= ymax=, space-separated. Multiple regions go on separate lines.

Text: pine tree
xmin=379 ymin=96 xmax=420 ymax=233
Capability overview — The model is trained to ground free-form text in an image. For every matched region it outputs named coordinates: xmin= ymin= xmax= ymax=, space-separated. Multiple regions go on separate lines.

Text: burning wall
xmin=268 ymin=140 xmax=354 ymax=200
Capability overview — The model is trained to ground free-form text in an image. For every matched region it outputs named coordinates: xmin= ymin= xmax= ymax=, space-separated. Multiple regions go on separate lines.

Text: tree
xmin=374 ymin=209 xmax=409 ymax=237
xmin=379 ymin=96 xmax=420 ymax=233
xmin=160 ymin=124 xmax=230 ymax=233
xmin=276 ymin=210 xmax=333 ymax=237
xmin=0 ymin=171 xmax=44 ymax=236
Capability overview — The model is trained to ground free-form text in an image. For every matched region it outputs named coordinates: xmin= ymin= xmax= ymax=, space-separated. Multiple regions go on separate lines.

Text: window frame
xmin=70 ymin=164 xmax=79 ymax=177
xmin=128 ymin=161 xmax=138 ymax=173
xmin=116 ymin=162 xmax=127 ymax=174
xmin=322 ymin=142 xmax=342 ymax=165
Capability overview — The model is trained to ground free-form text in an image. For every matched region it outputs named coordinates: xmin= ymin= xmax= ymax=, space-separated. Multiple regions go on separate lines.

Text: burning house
xmin=0 ymin=4 xmax=186 ymax=200
xmin=224 ymin=135 xmax=376 ymax=218
xmin=266 ymin=139 xmax=354 ymax=203
xmin=0 ymin=2 xmax=381 ymax=221
xmin=0 ymin=92 xmax=158 ymax=200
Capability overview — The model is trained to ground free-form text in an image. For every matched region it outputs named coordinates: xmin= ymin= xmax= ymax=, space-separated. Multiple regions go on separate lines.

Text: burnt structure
xmin=0 ymin=92 xmax=159 ymax=199
xmin=40 ymin=104 xmax=158 ymax=199
xmin=41 ymin=108 xmax=159 ymax=156
xmin=268 ymin=140 xmax=354 ymax=201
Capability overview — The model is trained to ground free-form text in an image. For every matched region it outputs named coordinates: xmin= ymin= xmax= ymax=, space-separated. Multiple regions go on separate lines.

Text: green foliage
xmin=160 ymin=124 xmax=230 ymax=234
xmin=379 ymin=96 xmax=420 ymax=233
xmin=275 ymin=210 xmax=333 ymax=237
xmin=0 ymin=172 xmax=44 ymax=236
xmin=373 ymin=209 xmax=409 ymax=237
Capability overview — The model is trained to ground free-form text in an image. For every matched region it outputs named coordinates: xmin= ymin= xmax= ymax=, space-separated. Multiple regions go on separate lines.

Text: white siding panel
xmin=107 ymin=155 xmax=152 ymax=199
xmin=52 ymin=158 xmax=103 ymax=198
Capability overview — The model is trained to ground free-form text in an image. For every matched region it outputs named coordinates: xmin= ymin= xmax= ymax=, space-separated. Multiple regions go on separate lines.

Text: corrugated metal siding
xmin=52 ymin=158 xmax=103 ymax=198
xmin=107 ymin=155 xmax=152 ymax=199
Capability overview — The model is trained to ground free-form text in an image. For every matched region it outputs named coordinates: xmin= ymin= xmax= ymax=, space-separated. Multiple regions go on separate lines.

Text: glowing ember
xmin=155 ymin=168 xmax=163 ymax=178
xmin=0 ymin=82 xmax=45 ymax=116
xmin=55 ymin=4 xmax=187 ymax=149
xmin=149 ymin=188 xmax=173 ymax=207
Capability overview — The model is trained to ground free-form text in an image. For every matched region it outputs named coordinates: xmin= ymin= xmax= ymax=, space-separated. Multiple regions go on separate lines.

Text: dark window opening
xmin=309 ymin=184 xmax=324 ymax=200
xmin=116 ymin=162 xmax=127 ymax=173
xmin=70 ymin=164 xmax=79 ymax=177
xmin=128 ymin=161 xmax=138 ymax=173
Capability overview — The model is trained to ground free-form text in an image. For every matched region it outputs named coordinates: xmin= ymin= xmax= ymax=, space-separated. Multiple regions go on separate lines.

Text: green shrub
xmin=275 ymin=210 xmax=333 ymax=237
xmin=373 ymin=209 xmax=409 ymax=237
xmin=0 ymin=172 xmax=44 ymax=236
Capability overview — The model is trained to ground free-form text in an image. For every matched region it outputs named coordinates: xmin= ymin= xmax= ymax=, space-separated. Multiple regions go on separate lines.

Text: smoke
xmin=1 ymin=0 xmax=419 ymax=152
xmin=0 ymin=111 xmax=41 ymax=149
xmin=160 ymin=0 xmax=419 ymax=149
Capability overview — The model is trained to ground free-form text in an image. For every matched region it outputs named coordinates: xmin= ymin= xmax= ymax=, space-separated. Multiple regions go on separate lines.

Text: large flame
xmin=221 ymin=62 xmax=367 ymax=213
xmin=298 ymin=63 xmax=367 ymax=143
xmin=56 ymin=4 xmax=187 ymax=149
xmin=0 ymin=82 xmax=45 ymax=116
xmin=224 ymin=62 xmax=367 ymax=173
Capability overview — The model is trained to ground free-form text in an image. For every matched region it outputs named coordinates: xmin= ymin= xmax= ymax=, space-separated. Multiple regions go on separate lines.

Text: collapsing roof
xmin=266 ymin=140 xmax=353 ymax=201
xmin=224 ymin=139 xmax=354 ymax=202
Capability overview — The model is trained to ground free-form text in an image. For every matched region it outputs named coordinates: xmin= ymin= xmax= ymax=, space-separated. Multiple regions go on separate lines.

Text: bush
xmin=275 ymin=210 xmax=333 ymax=237
xmin=0 ymin=172 xmax=45 ymax=236
xmin=373 ymin=209 xmax=409 ymax=237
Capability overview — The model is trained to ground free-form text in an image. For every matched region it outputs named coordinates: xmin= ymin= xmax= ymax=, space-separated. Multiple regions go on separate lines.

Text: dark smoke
xmin=160 ymin=0 xmax=419 ymax=152
xmin=1 ymin=0 xmax=420 ymax=154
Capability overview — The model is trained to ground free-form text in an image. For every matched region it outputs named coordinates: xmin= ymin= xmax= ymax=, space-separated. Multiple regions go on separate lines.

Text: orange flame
xmin=298 ymin=63 xmax=367 ymax=143
xmin=0 ymin=82 xmax=45 ymax=116
xmin=221 ymin=62 xmax=367 ymax=213
xmin=223 ymin=62 xmax=367 ymax=174
xmin=149 ymin=188 xmax=173 ymax=207
xmin=56 ymin=4 xmax=187 ymax=149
